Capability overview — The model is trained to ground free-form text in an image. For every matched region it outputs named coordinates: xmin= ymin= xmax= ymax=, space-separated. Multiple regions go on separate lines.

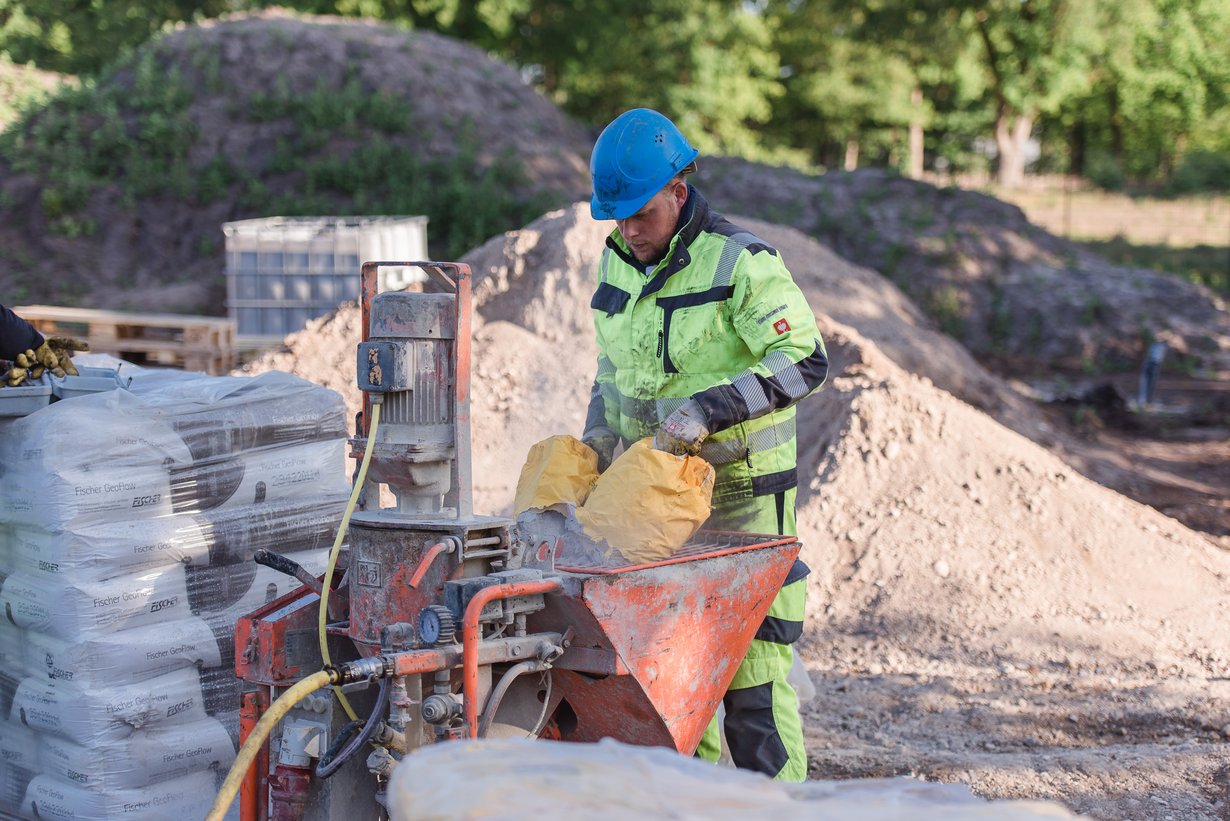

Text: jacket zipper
xmin=656 ymin=329 xmax=663 ymax=359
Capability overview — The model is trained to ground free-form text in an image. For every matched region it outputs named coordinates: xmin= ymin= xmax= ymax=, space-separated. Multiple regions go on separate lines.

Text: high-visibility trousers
xmin=695 ymin=487 xmax=808 ymax=782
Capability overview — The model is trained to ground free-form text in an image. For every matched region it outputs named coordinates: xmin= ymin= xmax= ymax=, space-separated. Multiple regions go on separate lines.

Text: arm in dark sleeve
xmin=691 ymin=251 xmax=828 ymax=433
xmin=0 ymin=305 xmax=43 ymax=360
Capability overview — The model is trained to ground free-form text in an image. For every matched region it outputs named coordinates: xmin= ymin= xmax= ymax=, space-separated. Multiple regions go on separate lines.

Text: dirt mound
xmin=703 ymin=159 xmax=1230 ymax=376
xmin=0 ymin=11 xmax=590 ymax=314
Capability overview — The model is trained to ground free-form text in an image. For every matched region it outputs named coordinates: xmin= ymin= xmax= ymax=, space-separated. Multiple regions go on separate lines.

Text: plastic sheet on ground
xmin=388 ymin=738 xmax=1078 ymax=821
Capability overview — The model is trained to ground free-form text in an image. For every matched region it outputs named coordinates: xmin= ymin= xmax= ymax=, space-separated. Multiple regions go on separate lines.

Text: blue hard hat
xmin=589 ymin=109 xmax=699 ymax=220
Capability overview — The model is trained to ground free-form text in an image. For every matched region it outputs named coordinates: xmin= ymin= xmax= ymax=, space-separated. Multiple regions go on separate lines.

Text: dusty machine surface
xmin=231 ymin=262 xmax=801 ymax=820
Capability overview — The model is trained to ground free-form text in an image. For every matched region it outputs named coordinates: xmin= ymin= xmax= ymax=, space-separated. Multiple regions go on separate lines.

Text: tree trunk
xmin=908 ymin=85 xmax=924 ymax=179
xmin=844 ymin=139 xmax=859 ymax=172
xmin=995 ymin=112 xmax=1033 ymax=189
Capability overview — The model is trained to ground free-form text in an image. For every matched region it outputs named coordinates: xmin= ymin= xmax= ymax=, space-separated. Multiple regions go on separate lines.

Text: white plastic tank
xmin=222 ymin=216 xmax=429 ymax=343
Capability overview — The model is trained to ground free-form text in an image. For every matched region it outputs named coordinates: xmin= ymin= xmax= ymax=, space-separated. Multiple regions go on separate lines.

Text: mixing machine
xmin=223 ymin=261 xmax=802 ymax=820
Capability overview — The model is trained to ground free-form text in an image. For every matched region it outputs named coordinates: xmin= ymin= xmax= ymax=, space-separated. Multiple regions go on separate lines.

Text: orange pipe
xmin=239 ymin=690 xmax=270 ymax=821
xmin=462 ymin=580 xmax=562 ymax=738
xmin=407 ymin=541 xmax=452 ymax=589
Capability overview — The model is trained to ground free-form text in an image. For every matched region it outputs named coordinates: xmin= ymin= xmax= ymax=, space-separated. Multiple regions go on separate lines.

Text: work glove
xmin=654 ymin=399 xmax=710 ymax=456
xmin=582 ymin=427 xmax=619 ymax=473
xmin=3 ymin=337 xmax=88 ymax=386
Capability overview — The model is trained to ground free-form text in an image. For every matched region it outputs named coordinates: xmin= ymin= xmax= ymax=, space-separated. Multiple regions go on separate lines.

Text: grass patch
xmin=0 ymin=48 xmax=233 ymax=233
xmin=1078 ymin=236 xmax=1230 ymax=297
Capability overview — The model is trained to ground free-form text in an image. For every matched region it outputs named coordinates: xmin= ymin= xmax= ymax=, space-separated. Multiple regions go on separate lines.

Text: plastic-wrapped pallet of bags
xmin=576 ymin=438 xmax=715 ymax=564
xmin=512 ymin=435 xmax=600 ymax=514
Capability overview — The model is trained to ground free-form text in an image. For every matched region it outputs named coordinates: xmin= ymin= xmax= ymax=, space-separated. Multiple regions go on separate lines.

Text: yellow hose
xmin=205 ymin=670 xmax=335 ymax=821
xmin=319 ymin=400 xmax=381 ymax=722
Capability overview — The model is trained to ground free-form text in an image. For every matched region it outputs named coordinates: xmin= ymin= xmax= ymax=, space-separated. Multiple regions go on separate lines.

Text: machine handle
xmin=253 ymin=549 xmax=324 ymax=597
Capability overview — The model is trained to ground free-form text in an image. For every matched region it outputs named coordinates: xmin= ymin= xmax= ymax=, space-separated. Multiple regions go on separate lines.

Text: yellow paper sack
xmin=576 ymin=438 xmax=715 ymax=564
xmin=513 ymin=435 xmax=600 ymax=514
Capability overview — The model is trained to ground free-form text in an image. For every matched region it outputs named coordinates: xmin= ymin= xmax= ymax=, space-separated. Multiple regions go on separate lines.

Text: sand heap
xmin=243 ymin=204 xmax=1230 ymax=679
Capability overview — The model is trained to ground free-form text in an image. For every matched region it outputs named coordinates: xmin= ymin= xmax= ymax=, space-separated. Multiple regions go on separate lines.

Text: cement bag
xmin=0 ymin=460 xmax=176 ymax=530
xmin=1 ymin=546 xmax=327 ymax=638
xmin=39 ymin=716 xmax=235 ymax=792
xmin=22 ymin=769 xmax=224 ymax=821
xmin=187 ymin=545 xmax=329 ymax=619
xmin=576 ymin=438 xmax=714 ymax=564
xmin=0 ymin=564 xmax=192 ymax=637
xmin=0 ymin=719 xmax=38 ymax=814
xmin=9 ymin=496 xmax=346 ymax=579
xmin=10 ymin=667 xmax=209 ymax=743
xmin=8 ymin=517 xmax=212 ymax=578
xmin=0 ymin=389 xmax=189 ymax=474
xmin=512 ymin=435 xmax=599 ymax=514
xmin=168 ymin=438 xmax=347 ymax=515
xmin=23 ymin=616 xmax=224 ymax=686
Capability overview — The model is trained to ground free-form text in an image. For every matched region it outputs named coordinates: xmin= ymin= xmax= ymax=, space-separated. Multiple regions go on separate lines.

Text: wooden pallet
xmin=14 ymin=305 xmax=236 ymax=375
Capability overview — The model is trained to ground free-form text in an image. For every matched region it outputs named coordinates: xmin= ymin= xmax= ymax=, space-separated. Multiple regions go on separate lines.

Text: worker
xmin=1 ymin=304 xmax=88 ymax=385
xmin=582 ymin=108 xmax=828 ymax=782
xmin=1 ymin=304 xmax=44 ymax=361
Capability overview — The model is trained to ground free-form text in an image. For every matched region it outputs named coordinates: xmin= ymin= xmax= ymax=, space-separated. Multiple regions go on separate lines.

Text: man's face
xmin=616 ymin=180 xmax=688 ymax=265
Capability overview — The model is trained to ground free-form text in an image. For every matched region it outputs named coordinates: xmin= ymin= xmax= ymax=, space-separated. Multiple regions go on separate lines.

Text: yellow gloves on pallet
xmin=4 ymin=337 xmax=89 ymax=386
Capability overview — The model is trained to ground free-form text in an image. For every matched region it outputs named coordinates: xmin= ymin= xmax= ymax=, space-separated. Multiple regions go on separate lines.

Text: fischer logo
xmin=38 ymin=560 xmax=59 ymax=573
xmin=132 ymin=493 xmax=162 ymax=508
xmin=66 ymin=768 xmax=89 ymax=784
xmin=167 ymin=698 xmax=195 ymax=718
xmin=150 ymin=596 xmax=179 ymax=613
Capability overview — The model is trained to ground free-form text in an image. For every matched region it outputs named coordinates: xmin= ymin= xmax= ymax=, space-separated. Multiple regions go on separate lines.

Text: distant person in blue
xmin=1137 ymin=341 xmax=1167 ymax=408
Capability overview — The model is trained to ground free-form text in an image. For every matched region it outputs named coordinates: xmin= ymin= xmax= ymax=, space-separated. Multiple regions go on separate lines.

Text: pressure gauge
xmin=418 ymin=605 xmax=457 ymax=646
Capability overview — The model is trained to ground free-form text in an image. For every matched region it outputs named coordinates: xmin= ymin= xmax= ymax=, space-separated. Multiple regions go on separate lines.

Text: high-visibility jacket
xmin=584 ymin=187 xmax=829 ymax=506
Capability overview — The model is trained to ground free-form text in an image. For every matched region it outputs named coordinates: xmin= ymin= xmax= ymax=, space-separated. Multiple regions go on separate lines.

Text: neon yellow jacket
xmin=584 ymin=187 xmax=828 ymax=505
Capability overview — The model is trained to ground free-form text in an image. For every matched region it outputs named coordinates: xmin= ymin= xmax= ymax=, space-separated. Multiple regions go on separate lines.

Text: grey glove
xmin=654 ymin=399 xmax=710 ymax=456
xmin=582 ymin=428 xmax=619 ymax=472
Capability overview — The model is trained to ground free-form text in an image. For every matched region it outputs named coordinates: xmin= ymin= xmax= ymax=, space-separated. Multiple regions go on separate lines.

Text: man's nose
xmin=617 ymin=219 xmax=635 ymax=239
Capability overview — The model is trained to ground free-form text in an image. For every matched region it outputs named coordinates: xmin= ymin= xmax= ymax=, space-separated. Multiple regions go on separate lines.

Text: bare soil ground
xmin=243 ymin=204 xmax=1230 ymax=819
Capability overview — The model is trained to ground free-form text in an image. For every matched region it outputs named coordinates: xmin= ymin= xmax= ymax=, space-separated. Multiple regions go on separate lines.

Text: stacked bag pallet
xmin=0 ymin=368 xmax=350 ymax=820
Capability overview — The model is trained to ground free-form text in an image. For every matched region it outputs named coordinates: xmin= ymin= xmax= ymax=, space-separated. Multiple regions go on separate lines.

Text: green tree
xmin=0 ymin=0 xmax=231 ymax=75
xmin=960 ymin=0 xmax=1100 ymax=188
xmin=505 ymin=0 xmax=783 ymax=157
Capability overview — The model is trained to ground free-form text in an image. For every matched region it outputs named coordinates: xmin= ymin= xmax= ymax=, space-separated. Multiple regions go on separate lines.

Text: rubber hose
xmin=476 ymin=660 xmax=547 ymax=739
xmin=319 ymin=400 xmax=381 ymax=722
xmin=205 ymin=670 xmax=335 ymax=821
xmin=315 ymin=675 xmax=392 ymax=779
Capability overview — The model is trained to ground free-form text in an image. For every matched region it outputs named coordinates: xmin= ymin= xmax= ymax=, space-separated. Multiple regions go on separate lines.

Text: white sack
xmin=22 ymin=769 xmax=223 ymax=821
xmin=10 ymin=667 xmax=209 ymax=744
xmin=39 ymin=716 xmax=235 ymax=792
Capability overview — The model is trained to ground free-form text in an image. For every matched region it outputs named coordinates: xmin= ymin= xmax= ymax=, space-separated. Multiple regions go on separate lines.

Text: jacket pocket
xmin=591 ymin=283 xmax=631 ymax=316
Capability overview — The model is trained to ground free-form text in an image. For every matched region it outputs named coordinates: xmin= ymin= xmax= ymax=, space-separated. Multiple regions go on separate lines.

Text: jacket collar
xmin=603 ymin=185 xmax=712 ymax=301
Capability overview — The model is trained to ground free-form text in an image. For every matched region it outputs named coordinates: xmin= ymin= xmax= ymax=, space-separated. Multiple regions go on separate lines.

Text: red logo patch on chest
xmin=773 ymin=318 xmax=791 ymax=335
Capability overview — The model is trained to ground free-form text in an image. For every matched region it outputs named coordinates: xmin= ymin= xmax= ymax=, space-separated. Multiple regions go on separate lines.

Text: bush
xmin=1166 ymin=150 xmax=1230 ymax=195
xmin=1085 ymin=151 xmax=1125 ymax=192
